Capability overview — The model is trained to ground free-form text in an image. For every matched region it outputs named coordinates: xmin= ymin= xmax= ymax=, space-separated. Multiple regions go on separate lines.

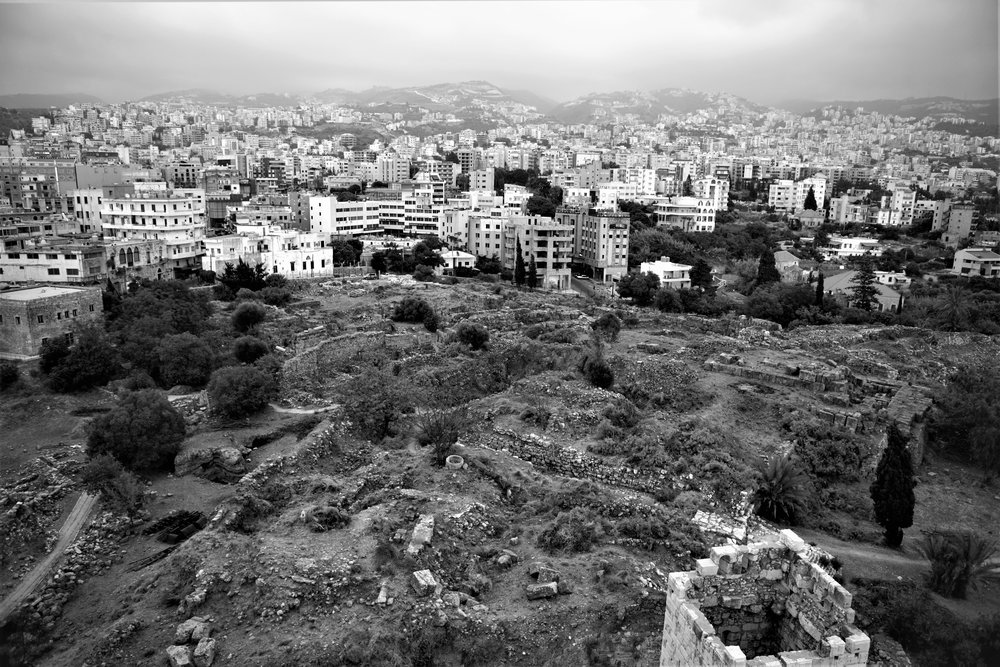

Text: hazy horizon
xmin=1 ymin=0 xmax=997 ymax=106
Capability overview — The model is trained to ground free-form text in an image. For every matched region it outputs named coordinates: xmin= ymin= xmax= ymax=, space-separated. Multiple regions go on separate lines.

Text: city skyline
xmin=1 ymin=0 xmax=997 ymax=106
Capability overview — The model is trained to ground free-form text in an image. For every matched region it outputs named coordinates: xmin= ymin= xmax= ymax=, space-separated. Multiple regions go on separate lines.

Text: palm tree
xmin=920 ymin=530 xmax=1000 ymax=598
xmin=752 ymin=453 xmax=809 ymax=524
xmin=934 ymin=285 xmax=971 ymax=332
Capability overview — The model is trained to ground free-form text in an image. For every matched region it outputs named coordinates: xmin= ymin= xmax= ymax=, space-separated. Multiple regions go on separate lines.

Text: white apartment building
xmin=693 ymin=177 xmax=730 ymax=212
xmin=203 ymin=224 xmax=335 ymax=278
xmin=554 ymin=208 xmax=630 ymax=283
xmin=466 ymin=214 xmax=506 ymax=258
xmin=639 ymin=256 xmax=691 ymax=289
xmin=942 ymin=204 xmax=976 ymax=249
xmin=71 ymin=188 xmax=105 ymax=234
xmin=309 ymin=197 xmax=382 ymax=237
xmin=952 ymin=247 xmax=1000 ymax=277
xmin=0 ymin=238 xmax=106 ymax=284
xmin=503 ymin=184 xmax=530 ymax=212
xmin=821 ymin=236 xmax=883 ymax=261
xmin=470 ymin=168 xmax=495 ymax=192
xmin=768 ymin=176 xmax=827 ymax=213
xmin=829 ymin=196 xmax=871 ymax=225
xmin=376 ymin=155 xmax=411 ymax=184
xmin=654 ymin=196 xmax=716 ymax=233
xmin=503 ymin=215 xmax=573 ymax=290
xmin=101 ymin=190 xmax=206 ymax=279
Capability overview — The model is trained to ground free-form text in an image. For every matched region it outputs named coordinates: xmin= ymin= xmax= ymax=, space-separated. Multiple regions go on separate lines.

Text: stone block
xmin=175 ymin=618 xmax=210 ymax=645
xmin=536 ymin=566 xmax=560 ymax=584
xmin=799 ymin=614 xmax=822 ymax=641
xmin=693 ymin=613 xmax=715 ymax=639
xmin=823 ymin=636 xmax=845 ymax=658
xmin=166 ymin=645 xmax=193 ymax=667
xmin=779 ymin=529 xmax=807 ymax=553
xmin=748 ymin=656 xmax=782 ymax=667
xmin=710 ymin=545 xmax=738 ymax=566
xmin=696 ymin=557 xmax=719 ymax=576
xmin=410 ymin=570 xmax=437 ymax=596
xmin=831 ymin=585 xmax=852 ymax=608
xmin=406 ymin=514 xmax=435 ymax=556
xmin=724 ymin=645 xmax=747 ymax=666
xmin=525 ymin=582 xmax=559 ymax=600
xmin=701 ymin=595 xmax=719 ymax=608
xmin=762 ymin=569 xmax=784 ymax=581
xmin=721 ymin=596 xmax=743 ymax=609
xmin=192 ymin=637 xmax=216 ymax=667
xmin=845 ymin=633 xmax=870 ymax=660
xmin=668 ymin=571 xmax=692 ymax=596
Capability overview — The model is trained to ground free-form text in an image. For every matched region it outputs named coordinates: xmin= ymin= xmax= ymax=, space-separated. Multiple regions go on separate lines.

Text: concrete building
xmin=914 ymin=198 xmax=952 ymax=231
xmin=202 ymin=224 xmax=334 ymax=278
xmin=554 ymin=207 xmax=630 ymax=283
xmin=768 ymin=176 xmax=827 ymax=213
xmin=639 ymin=256 xmax=692 ymax=289
xmin=0 ymin=284 xmax=103 ymax=358
xmin=101 ymin=190 xmax=207 ymax=280
xmin=439 ymin=249 xmax=476 ymax=275
xmin=308 ymin=198 xmax=382 ymax=237
xmin=655 ymin=196 xmax=716 ymax=233
xmin=821 ymin=236 xmax=883 ymax=260
xmin=952 ymin=247 xmax=1000 ymax=277
xmin=504 ymin=216 xmax=573 ymax=290
xmin=822 ymin=271 xmax=904 ymax=312
xmin=693 ymin=177 xmax=730 ymax=212
xmin=942 ymin=204 xmax=975 ymax=248
xmin=0 ymin=238 xmax=106 ymax=285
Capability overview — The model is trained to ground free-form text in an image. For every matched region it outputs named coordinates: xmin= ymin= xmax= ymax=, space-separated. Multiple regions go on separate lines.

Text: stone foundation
xmin=660 ymin=529 xmax=870 ymax=666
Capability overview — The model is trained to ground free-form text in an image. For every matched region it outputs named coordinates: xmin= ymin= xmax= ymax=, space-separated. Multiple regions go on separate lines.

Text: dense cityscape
xmin=1 ymin=1 xmax=999 ymax=666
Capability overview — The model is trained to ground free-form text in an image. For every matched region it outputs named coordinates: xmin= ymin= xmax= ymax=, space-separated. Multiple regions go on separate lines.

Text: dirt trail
xmin=0 ymin=492 xmax=98 ymax=624
xmin=793 ymin=528 xmax=929 ymax=580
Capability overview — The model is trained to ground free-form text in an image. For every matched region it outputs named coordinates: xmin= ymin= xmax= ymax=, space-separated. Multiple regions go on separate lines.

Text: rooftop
xmin=0 ymin=285 xmax=90 ymax=301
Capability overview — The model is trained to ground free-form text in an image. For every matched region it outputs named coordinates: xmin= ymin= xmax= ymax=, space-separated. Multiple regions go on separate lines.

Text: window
xmin=89 ymin=305 xmax=94 ymax=312
xmin=26 ymin=253 xmax=38 ymax=259
xmin=37 ymin=315 xmax=44 ymax=323
xmin=15 ymin=316 xmax=20 ymax=325
xmin=47 ymin=268 xmax=60 ymax=275
xmin=72 ymin=309 xmax=77 ymax=316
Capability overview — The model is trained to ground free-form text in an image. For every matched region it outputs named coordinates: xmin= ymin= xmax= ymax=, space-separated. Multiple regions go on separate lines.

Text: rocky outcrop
xmin=174 ymin=447 xmax=248 ymax=483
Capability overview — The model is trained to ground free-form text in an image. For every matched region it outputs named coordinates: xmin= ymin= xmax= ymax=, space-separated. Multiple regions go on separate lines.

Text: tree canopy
xmin=87 ymin=389 xmax=186 ymax=472
xmin=617 ymin=271 xmax=660 ymax=306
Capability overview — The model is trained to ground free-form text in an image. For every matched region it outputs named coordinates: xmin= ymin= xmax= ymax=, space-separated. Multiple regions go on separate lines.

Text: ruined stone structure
xmin=660 ymin=529 xmax=869 ymax=666
xmin=0 ymin=284 xmax=103 ymax=358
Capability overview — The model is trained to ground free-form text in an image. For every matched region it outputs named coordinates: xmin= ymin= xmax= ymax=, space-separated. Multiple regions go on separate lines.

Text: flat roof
xmin=0 ymin=285 xmax=89 ymax=301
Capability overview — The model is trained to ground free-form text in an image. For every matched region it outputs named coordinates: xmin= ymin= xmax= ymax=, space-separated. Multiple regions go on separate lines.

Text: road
xmin=0 ymin=492 xmax=98 ymax=624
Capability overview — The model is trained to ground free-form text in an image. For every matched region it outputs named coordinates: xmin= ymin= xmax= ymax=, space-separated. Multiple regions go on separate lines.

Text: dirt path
xmin=0 ymin=492 xmax=98 ymax=624
xmin=793 ymin=528 xmax=929 ymax=580
xmin=269 ymin=403 xmax=338 ymax=415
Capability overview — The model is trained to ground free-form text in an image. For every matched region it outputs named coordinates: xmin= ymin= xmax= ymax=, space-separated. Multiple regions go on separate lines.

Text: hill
xmin=139 ymin=89 xmax=304 ymax=107
xmin=0 ymin=93 xmax=102 ymax=108
xmin=779 ymin=96 xmax=1000 ymax=124
xmin=549 ymin=88 xmax=769 ymax=124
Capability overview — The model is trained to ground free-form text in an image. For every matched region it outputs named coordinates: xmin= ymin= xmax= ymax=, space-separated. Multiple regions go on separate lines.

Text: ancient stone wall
xmin=659 ymin=529 xmax=870 ymax=667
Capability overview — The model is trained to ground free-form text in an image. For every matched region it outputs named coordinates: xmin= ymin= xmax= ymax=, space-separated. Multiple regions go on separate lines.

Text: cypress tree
xmin=870 ymin=424 xmax=916 ymax=548
xmin=803 ymin=186 xmax=818 ymax=211
xmin=526 ymin=253 xmax=538 ymax=289
xmin=814 ymin=272 xmax=825 ymax=307
xmin=850 ymin=256 xmax=880 ymax=311
xmin=514 ymin=236 xmax=526 ymax=287
xmin=756 ymin=251 xmax=781 ymax=287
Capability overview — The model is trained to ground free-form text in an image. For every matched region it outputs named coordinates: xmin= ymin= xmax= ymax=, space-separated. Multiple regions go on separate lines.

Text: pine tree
xmin=849 ymin=256 xmax=880 ymax=311
xmin=871 ymin=424 xmax=916 ymax=548
xmin=814 ymin=272 xmax=825 ymax=307
xmin=683 ymin=175 xmax=693 ymax=197
xmin=804 ymin=186 xmax=818 ymax=211
xmin=755 ymin=251 xmax=781 ymax=287
xmin=526 ymin=253 xmax=538 ymax=289
xmin=514 ymin=236 xmax=526 ymax=287
xmin=690 ymin=259 xmax=713 ymax=290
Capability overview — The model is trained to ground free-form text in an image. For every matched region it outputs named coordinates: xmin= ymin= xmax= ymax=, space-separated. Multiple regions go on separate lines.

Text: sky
xmin=0 ymin=0 xmax=997 ymax=105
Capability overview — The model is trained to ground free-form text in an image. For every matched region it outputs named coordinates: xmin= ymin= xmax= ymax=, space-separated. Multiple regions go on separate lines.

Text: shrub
xmin=342 ymin=372 xmax=409 ymax=442
xmin=0 ymin=361 xmax=19 ymax=390
xmin=86 ymin=389 xmax=185 ymax=472
xmin=415 ymin=407 xmax=466 ymax=465
xmin=207 ymin=365 xmax=276 ymax=418
xmin=233 ymin=336 xmax=270 ymax=364
xmin=231 ymin=301 xmax=267 ymax=333
xmin=603 ymin=398 xmax=641 ymax=429
xmin=118 ymin=371 xmax=156 ymax=393
xmin=413 ymin=264 xmax=436 ymax=282
xmin=81 ymin=454 xmax=146 ymax=518
xmin=422 ymin=310 xmax=440 ymax=333
xmin=260 ymin=287 xmax=292 ymax=306
xmin=751 ymin=453 xmax=809 ymax=524
xmin=212 ymin=283 xmax=235 ymax=301
xmin=581 ymin=353 xmax=614 ymax=389
xmin=157 ymin=332 xmax=214 ymax=388
xmin=454 ymin=322 xmax=489 ymax=350
xmin=198 ymin=269 xmax=216 ymax=284
xmin=391 ymin=297 xmax=434 ymax=324
xmin=919 ymin=531 xmax=1000 ymax=599
xmin=235 ymin=287 xmax=260 ymax=301
xmin=591 ymin=313 xmax=622 ymax=342
xmin=44 ymin=326 xmax=122 ymax=393
xmin=265 ymin=273 xmax=287 ymax=289
xmin=536 ymin=507 xmax=608 ymax=553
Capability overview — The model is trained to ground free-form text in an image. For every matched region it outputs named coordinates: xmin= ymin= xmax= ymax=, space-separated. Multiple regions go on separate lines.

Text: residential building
xmin=821 ymin=236 xmax=883 ymax=260
xmin=951 ymin=247 xmax=1000 ymax=277
xmin=774 ymin=250 xmax=802 ymax=282
xmin=554 ymin=207 xmax=630 ymax=283
xmin=0 ymin=238 xmax=105 ymax=284
xmin=822 ymin=271 xmax=904 ymax=312
xmin=914 ymin=198 xmax=952 ymax=231
xmin=639 ymin=256 xmax=691 ymax=289
xmin=0 ymin=284 xmax=103 ymax=359
xmin=202 ymin=224 xmax=334 ymax=278
xmin=768 ymin=176 xmax=827 ymax=213
xmin=439 ymin=250 xmax=476 ymax=275
xmin=693 ymin=177 xmax=730 ymax=212
xmin=309 ymin=198 xmax=382 ymax=237
xmin=101 ymin=190 xmax=206 ymax=279
xmin=941 ymin=204 xmax=975 ymax=248
xmin=654 ymin=196 xmax=716 ymax=233
xmin=503 ymin=216 xmax=573 ymax=290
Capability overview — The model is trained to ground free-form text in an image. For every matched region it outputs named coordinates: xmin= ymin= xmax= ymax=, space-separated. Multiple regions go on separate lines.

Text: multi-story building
xmin=654 ymin=196 xmax=716 ymax=232
xmin=308 ymin=197 xmax=382 ymax=237
xmin=554 ymin=207 xmax=630 ymax=283
xmin=768 ymin=176 xmax=827 ymax=213
xmin=914 ymin=198 xmax=952 ymax=231
xmin=470 ymin=168 xmax=495 ymax=192
xmin=0 ymin=284 xmax=103 ymax=359
xmin=942 ymin=204 xmax=976 ymax=248
xmin=101 ymin=190 xmax=206 ymax=280
xmin=951 ymin=247 xmax=1000 ymax=277
xmin=503 ymin=215 xmax=573 ymax=290
xmin=639 ymin=256 xmax=691 ymax=289
xmin=203 ymin=223 xmax=334 ymax=278
xmin=0 ymin=237 xmax=106 ymax=284
xmin=693 ymin=177 xmax=730 ymax=212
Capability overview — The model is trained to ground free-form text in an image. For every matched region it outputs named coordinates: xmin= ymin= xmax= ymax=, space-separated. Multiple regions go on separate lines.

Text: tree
xmin=81 ymin=454 xmax=146 ymax=520
xmin=526 ymin=195 xmax=556 ymax=217
xmin=920 ymin=531 xmax=1000 ymax=599
xmin=330 ymin=240 xmax=361 ymax=265
xmin=814 ymin=272 xmax=825 ymax=307
xmin=392 ymin=297 xmax=435 ymax=324
xmin=580 ymin=348 xmax=614 ymax=389
xmin=219 ymin=258 xmax=267 ymax=293
xmin=617 ymin=271 xmax=660 ymax=306
xmin=752 ymin=453 xmax=809 ymax=524
xmin=371 ymin=252 xmax=388 ymax=277
xmin=689 ymin=259 xmax=713 ymax=290
xmin=934 ymin=285 xmax=971 ymax=331
xmin=0 ymin=361 xmax=19 ymax=391
xmin=850 ymin=257 xmax=880 ymax=311
xmin=476 ymin=254 xmax=501 ymax=275
xmin=526 ymin=254 xmax=538 ymax=289
xmin=454 ymin=322 xmax=489 ymax=350
xmin=416 ymin=407 xmax=467 ymax=465
xmin=755 ymin=251 xmax=782 ymax=287
xmin=803 ymin=186 xmax=818 ymax=211
xmin=44 ymin=325 xmax=121 ymax=393
xmin=342 ymin=371 xmax=409 ymax=442
xmin=514 ymin=237 xmax=526 ymax=287
xmin=591 ymin=313 xmax=622 ymax=342
xmin=207 ymin=365 xmax=276 ymax=418
xmin=157 ymin=332 xmax=214 ymax=388
xmin=232 ymin=301 xmax=267 ymax=333
xmin=87 ymin=389 xmax=185 ymax=472
xmin=413 ymin=264 xmax=436 ymax=282
xmin=233 ymin=336 xmax=270 ymax=364
xmin=412 ymin=241 xmax=444 ymax=268
xmin=870 ymin=424 xmax=916 ymax=548
xmin=683 ymin=175 xmax=693 ymax=197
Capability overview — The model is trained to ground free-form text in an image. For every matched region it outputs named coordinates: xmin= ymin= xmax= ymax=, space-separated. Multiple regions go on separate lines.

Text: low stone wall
xmin=659 ymin=529 xmax=870 ymax=666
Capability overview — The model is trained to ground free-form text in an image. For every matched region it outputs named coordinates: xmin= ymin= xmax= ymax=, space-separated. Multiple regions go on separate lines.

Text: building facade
xmin=0 ymin=285 xmax=103 ymax=358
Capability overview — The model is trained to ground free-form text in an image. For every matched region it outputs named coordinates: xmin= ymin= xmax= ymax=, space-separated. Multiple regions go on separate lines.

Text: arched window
xmin=126 ymin=248 xmax=134 ymax=266
xmin=118 ymin=248 xmax=126 ymax=266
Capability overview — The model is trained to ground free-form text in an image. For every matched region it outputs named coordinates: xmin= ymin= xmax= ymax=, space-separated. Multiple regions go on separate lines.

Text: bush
xmin=422 ymin=310 xmax=440 ymax=333
xmin=0 ymin=361 xmax=19 ymax=390
xmin=265 ymin=273 xmax=287 ymax=289
xmin=81 ymin=454 xmax=146 ymax=518
xmin=454 ymin=322 xmax=489 ymax=350
xmin=603 ymin=398 xmax=641 ymax=429
xmin=231 ymin=301 xmax=267 ymax=333
xmin=198 ymin=269 xmax=216 ymax=284
xmin=157 ymin=332 xmax=214 ymax=388
xmin=591 ymin=313 xmax=622 ymax=342
xmin=212 ymin=283 xmax=235 ymax=301
xmin=44 ymin=326 xmax=122 ymax=393
xmin=581 ymin=352 xmax=614 ymax=389
xmin=233 ymin=336 xmax=270 ymax=364
xmin=413 ymin=264 xmax=436 ymax=282
xmin=235 ymin=287 xmax=260 ymax=301
xmin=342 ymin=372 xmax=409 ymax=442
xmin=415 ymin=407 xmax=466 ymax=465
xmin=919 ymin=531 xmax=1000 ymax=599
xmin=86 ymin=389 xmax=185 ymax=472
xmin=391 ymin=297 xmax=434 ymax=324
xmin=260 ymin=287 xmax=292 ymax=306
xmin=751 ymin=453 xmax=809 ymax=524
xmin=207 ymin=365 xmax=276 ymax=418
xmin=536 ymin=507 xmax=608 ymax=553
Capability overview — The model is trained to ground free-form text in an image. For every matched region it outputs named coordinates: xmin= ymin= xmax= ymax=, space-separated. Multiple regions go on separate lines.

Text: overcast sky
xmin=1 ymin=0 xmax=997 ymax=105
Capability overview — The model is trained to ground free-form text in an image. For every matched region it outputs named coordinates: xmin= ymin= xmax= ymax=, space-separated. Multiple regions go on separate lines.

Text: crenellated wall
xmin=660 ymin=529 xmax=870 ymax=667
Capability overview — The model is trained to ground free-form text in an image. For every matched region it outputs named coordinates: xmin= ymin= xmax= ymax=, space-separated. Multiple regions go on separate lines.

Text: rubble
xmin=166 ymin=644 xmax=194 ymax=667
xmin=525 ymin=582 xmax=559 ymax=600
xmin=410 ymin=570 xmax=438 ymax=596
xmin=174 ymin=447 xmax=248 ymax=483
xmin=406 ymin=514 xmax=435 ymax=555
